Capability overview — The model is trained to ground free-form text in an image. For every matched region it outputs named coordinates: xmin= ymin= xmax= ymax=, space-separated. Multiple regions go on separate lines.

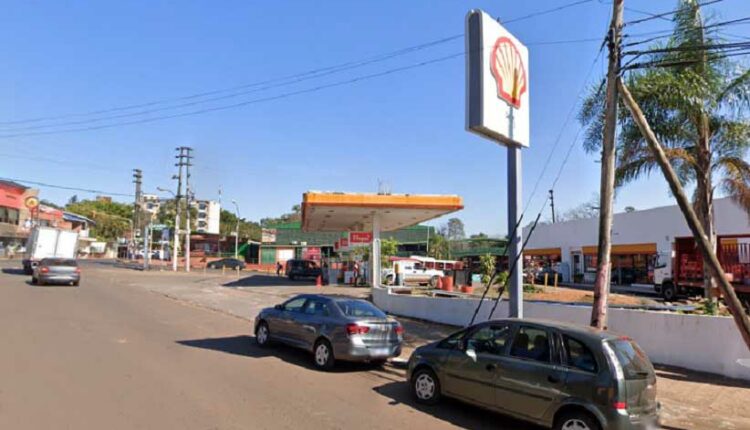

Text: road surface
xmin=0 ymin=261 xmax=534 ymax=430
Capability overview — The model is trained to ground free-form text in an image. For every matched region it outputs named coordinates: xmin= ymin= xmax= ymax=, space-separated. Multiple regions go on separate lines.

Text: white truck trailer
xmin=22 ymin=227 xmax=79 ymax=275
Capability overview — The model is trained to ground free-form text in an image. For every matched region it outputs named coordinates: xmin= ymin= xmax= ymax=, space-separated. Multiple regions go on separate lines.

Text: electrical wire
xmin=499 ymin=0 xmax=594 ymax=25
xmin=0 ymin=176 xmax=134 ymax=197
xmin=623 ymin=0 xmax=724 ymax=26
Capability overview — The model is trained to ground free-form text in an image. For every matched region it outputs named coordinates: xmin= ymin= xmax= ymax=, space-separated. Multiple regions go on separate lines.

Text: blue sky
xmin=1 ymin=0 xmax=748 ymax=235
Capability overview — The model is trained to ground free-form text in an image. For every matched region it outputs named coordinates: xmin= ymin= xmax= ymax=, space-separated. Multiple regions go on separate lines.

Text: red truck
xmin=653 ymin=235 xmax=750 ymax=301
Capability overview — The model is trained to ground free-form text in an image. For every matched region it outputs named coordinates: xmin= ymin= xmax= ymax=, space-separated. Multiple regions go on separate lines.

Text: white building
xmin=192 ymin=200 xmax=220 ymax=234
xmin=140 ymin=194 xmax=161 ymax=221
xmin=522 ymin=197 xmax=750 ymax=284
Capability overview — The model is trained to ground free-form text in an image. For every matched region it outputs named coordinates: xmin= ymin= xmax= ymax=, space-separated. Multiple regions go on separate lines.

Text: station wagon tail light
xmin=346 ymin=324 xmax=370 ymax=335
xmin=75 ymin=268 xmax=81 ymax=274
xmin=394 ymin=325 xmax=405 ymax=335
xmin=613 ymin=401 xmax=627 ymax=411
xmin=40 ymin=267 xmax=49 ymax=273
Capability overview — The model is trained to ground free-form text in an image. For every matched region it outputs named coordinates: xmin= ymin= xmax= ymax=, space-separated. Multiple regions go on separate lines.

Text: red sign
xmin=302 ymin=247 xmax=321 ymax=261
xmin=349 ymin=232 xmax=373 ymax=244
xmin=340 ymin=238 xmax=349 ymax=248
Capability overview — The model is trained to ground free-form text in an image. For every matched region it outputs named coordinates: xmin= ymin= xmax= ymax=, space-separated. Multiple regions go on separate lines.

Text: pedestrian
xmin=276 ymin=261 xmax=283 ymax=277
xmin=353 ymin=261 xmax=360 ymax=286
xmin=322 ymin=261 xmax=329 ymax=285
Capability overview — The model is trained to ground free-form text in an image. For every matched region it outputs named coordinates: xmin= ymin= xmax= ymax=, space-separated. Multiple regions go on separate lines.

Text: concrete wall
xmin=373 ymin=287 xmax=750 ymax=380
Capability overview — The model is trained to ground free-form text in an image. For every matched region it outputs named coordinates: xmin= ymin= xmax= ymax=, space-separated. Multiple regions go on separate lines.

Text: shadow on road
xmin=222 ymin=274 xmax=315 ymax=288
xmin=372 ymin=381 xmax=541 ymax=430
xmin=655 ymin=364 xmax=750 ymax=389
xmin=176 ymin=335 xmax=384 ymax=373
xmin=2 ymin=268 xmax=27 ymax=275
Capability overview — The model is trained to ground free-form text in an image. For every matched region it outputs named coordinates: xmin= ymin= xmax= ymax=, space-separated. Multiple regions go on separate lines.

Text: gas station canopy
xmin=301 ymin=192 xmax=464 ymax=232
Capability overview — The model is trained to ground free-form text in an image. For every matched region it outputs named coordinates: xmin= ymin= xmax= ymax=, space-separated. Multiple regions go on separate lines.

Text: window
xmin=465 ymin=324 xmax=511 ymax=355
xmin=0 ymin=207 xmax=19 ymax=225
xmin=335 ymin=300 xmax=386 ymax=318
xmin=564 ymin=336 xmax=598 ymax=373
xmin=282 ymin=297 xmax=307 ymax=313
xmin=303 ymin=299 xmax=330 ymax=317
xmin=510 ymin=326 xmax=551 ymax=363
xmin=437 ymin=329 xmax=466 ymax=350
xmin=608 ymin=339 xmax=653 ymax=380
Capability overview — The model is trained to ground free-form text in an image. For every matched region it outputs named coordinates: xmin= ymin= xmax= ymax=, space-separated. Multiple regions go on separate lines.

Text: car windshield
xmin=335 ymin=300 xmax=386 ymax=318
xmin=609 ymin=338 xmax=653 ymax=380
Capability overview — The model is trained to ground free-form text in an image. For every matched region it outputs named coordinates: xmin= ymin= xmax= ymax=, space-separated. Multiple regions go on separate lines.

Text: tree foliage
xmin=65 ymin=199 xmax=133 ymax=241
xmin=442 ymin=218 xmax=465 ymax=241
xmin=558 ymin=194 xmax=600 ymax=222
xmin=220 ymin=209 xmax=261 ymax=241
xmin=428 ymin=233 xmax=450 ymax=260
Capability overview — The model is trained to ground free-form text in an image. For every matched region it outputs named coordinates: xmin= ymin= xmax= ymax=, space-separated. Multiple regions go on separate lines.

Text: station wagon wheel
xmin=554 ymin=411 xmax=600 ymax=430
xmin=255 ymin=322 xmax=270 ymax=346
xmin=411 ymin=368 xmax=441 ymax=405
xmin=313 ymin=339 xmax=334 ymax=370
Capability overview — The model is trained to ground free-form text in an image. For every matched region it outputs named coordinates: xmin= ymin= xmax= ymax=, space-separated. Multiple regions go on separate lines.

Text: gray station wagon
xmin=254 ymin=294 xmax=403 ymax=370
xmin=407 ymin=318 xmax=659 ymax=430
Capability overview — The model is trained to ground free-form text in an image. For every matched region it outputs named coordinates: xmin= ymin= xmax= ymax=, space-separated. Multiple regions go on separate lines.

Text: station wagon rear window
xmin=609 ymin=338 xmax=653 ymax=380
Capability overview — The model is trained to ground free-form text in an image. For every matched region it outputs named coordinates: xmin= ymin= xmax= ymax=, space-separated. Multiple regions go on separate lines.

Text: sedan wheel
xmin=256 ymin=322 xmax=270 ymax=346
xmin=412 ymin=368 xmax=441 ymax=405
xmin=313 ymin=339 xmax=334 ymax=370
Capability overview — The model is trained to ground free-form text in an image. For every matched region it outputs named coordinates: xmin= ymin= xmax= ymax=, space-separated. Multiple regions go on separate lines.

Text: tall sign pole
xmin=466 ymin=10 xmax=530 ymax=318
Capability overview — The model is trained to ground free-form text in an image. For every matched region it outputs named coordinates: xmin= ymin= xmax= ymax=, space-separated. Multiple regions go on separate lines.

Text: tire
xmin=255 ymin=321 xmax=270 ymax=347
xmin=662 ymin=282 xmax=676 ymax=301
xmin=313 ymin=338 xmax=335 ymax=370
xmin=31 ymin=277 xmax=37 ymax=285
xmin=371 ymin=359 xmax=388 ymax=368
xmin=411 ymin=368 xmax=441 ymax=405
xmin=553 ymin=410 xmax=601 ymax=430
xmin=429 ymin=275 xmax=440 ymax=288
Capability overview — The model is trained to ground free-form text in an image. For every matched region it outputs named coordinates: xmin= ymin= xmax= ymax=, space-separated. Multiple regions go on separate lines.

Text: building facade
xmin=192 ymin=200 xmax=220 ymax=234
xmin=523 ymin=197 xmax=750 ymax=285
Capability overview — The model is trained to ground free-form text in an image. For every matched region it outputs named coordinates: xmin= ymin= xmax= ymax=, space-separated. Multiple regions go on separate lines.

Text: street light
xmin=231 ymin=200 xmax=240 ymax=259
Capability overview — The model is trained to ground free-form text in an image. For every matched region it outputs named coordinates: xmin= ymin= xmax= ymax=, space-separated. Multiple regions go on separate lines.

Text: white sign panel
xmin=466 ymin=9 xmax=530 ymax=147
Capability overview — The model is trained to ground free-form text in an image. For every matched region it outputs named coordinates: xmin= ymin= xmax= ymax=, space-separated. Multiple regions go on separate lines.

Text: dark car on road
xmin=254 ymin=294 xmax=403 ymax=370
xmin=285 ymin=259 xmax=322 ymax=280
xmin=32 ymin=258 xmax=80 ymax=286
xmin=207 ymin=258 xmax=246 ymax=270
xmin=407 ymin=318 xmax=658 ymax=430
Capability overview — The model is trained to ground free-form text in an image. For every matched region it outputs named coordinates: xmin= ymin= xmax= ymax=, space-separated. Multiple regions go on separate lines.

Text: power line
xmin=623 ymin=0 xmax=724 ymax=26
xmin=0 ymin=0 xmax=605 ymax=130
xmin=0 ymin=176 xmax=134 ymax=197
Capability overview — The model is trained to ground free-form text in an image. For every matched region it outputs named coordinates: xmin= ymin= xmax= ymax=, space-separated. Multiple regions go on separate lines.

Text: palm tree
xmin=580 ymin=0 xmax=750 ymax=296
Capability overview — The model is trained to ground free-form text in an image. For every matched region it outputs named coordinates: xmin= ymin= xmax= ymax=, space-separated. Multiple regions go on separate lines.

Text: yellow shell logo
xmin=490 ymin=37 xmax=527 ymax=109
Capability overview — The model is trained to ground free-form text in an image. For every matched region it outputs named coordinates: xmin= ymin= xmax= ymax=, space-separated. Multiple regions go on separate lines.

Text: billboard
xmin=466 ymin=9 xmax=530 ymax=147
xmin=261 ymin=228 xmax=277 ymax=243
xmin=349 ymin=231 xmax=373 ymax=244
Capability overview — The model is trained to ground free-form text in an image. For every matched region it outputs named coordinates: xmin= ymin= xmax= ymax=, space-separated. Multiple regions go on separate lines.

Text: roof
xmin=302 ymin=191 xmax=463 ymax=232
xmin=484 ymin=318 xmax=621 ymax=341
xmin=0 ymin=180 xmax=29 ymax=191
xmin=63 ymin=212 xmax=96 ymax=225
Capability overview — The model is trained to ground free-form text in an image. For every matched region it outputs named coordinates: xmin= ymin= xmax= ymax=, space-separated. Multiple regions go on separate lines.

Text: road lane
xmin=0 ymin=262 xmax=535 ymax=430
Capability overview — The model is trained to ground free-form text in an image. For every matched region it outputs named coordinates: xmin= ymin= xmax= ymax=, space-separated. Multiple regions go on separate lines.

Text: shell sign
xmin=466 ymin=9 xmax=530 ymax=148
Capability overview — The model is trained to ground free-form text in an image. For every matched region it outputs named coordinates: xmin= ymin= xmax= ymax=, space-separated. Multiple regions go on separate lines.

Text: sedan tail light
xmin=40 ymin=267 xmax=49 ymax=273
xmin=394 ymin=325 xmax=405 ymax=335
xmin=346 ymin=324 xmax=370 ymax=335
xmin=75 ymin=268 xmax=81 ymax=274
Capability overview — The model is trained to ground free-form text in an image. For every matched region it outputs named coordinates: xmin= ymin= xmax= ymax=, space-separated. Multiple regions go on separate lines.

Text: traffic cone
xmin=316 ymin=275 xmax=322 ymax=289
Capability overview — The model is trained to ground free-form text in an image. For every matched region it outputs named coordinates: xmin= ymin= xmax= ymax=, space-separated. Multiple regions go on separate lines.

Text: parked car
xmin=407 ymin=318 xmax=658 ymax=430
xmin=32 ymin=258 xmax=81 ymax=286
xmin=534 ymin=267 xmax=559 ymax=284
xmin=207 ymin=258 xmax=246 ymax=270
xmin=382 ymin=261 xmax=444 ymax=287
xmin=285 ymin=259 xmax=322 ymax=280
xmin=254 ymin=294 xmax=404 ymax=370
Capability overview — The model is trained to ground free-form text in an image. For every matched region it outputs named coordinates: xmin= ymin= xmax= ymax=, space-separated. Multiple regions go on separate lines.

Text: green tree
xmin=580 ymin=0 xmax=750 ymax=295
xmin=444 ymin=218 xmax=465 ymax=241
xmin=219 ymin=209 xmax=261 ymax=241
xmin=65 ymin=199 xmax=133 ymax=241
xmin=380 ymin=238 xmax=399 ymax=267
xmin=428 ymin=233 xmax=450 ymax=259
xmin=156 ymin=199 xmax=198 ymax=231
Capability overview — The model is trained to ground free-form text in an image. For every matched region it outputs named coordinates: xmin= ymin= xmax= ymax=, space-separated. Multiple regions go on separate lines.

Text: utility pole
xmin=232 ymin=200 xmax=240 ymax=259
xmin=549 ymin=189 xmax=556 ymax=223
xmin=618 ymin=79 xmax=750 ymax=350
xmin=181 ymin=147 xmax=194 ymax=273
xmin=591 ymin=0 xmax=624 ymax=330
xmin=172 ymin=148 xmax=185 ymax=272
xmin=132 ymin=169 xmax=143 ymax=260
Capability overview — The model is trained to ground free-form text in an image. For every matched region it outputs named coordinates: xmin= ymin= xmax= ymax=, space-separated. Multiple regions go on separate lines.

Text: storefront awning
xmin=582 ymin=243 xmax=657 ymax=255
xmin=525 ymin=247 xmax=561 ymax=257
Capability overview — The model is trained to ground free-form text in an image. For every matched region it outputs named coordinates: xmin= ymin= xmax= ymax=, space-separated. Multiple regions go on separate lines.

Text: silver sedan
xmin=254 ymin=294 xmax=403 ymax=370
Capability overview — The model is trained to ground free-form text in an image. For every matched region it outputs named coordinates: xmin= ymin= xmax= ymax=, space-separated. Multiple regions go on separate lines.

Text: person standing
xmin=276 ymin=261 xmax=283 ymax=277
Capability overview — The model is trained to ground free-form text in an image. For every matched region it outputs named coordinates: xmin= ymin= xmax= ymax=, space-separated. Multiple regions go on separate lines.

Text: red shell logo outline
xmin=489 ymin=37 xmax=527 ymax=109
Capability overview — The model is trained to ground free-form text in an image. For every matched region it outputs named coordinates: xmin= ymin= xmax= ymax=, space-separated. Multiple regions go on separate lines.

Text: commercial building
xmin=523 ymin=197 xmax=750 ymax=285
xmin=0 ymin=180 xmax=39 ymax=249
xmin=140 ymin=194 xmax=161 ymax=220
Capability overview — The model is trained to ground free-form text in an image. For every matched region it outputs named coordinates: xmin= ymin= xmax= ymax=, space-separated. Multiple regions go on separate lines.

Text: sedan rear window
xmin=43 ymin=259 xmax=77 ymax=266
xmin=608 ymin=338 xmax=653 ymax=380
xmin=335 ymin=300 xmax=386 ymax=318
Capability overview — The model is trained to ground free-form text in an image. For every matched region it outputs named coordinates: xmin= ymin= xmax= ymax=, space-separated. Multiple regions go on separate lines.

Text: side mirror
xmin=274 ymin=304 xmax=283 ymax=311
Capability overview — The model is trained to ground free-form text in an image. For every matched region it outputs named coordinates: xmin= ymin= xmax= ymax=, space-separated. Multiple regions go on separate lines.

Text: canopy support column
xmin=371 ymin=213 xmax=381 ymax=287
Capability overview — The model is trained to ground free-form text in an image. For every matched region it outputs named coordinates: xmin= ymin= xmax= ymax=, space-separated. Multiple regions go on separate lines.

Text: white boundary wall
xmin=373 ymin=287 xmax=750 ymax=380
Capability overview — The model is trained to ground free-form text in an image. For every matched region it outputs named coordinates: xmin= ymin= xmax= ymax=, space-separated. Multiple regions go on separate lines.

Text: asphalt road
xmin=0 ymin=261 xmax=536 ymax=430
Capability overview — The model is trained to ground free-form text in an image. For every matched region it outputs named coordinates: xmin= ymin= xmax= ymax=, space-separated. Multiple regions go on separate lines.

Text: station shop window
xmin=0 ymin=207 xmax=19 ymax=225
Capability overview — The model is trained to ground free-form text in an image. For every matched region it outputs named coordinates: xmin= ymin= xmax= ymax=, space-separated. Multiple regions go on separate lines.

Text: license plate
xmin=370 ymin=347 xmax=391 ymax=356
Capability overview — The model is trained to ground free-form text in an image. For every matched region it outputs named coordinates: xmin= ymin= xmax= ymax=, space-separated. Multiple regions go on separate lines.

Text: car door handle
xmin=547 ymin=375 xmax=561 ymax=384
xmin=486 ymin=363 xmax=497 ymax=372
xmin=302 ymin=325 xmax=315 ymax=332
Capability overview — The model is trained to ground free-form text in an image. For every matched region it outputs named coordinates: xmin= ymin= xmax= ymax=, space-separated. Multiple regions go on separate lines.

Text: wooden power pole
xmin=618 ymin=79 xmax=750 ymax=350
xmin=591 ymin=0 xmax=624 ymax=329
